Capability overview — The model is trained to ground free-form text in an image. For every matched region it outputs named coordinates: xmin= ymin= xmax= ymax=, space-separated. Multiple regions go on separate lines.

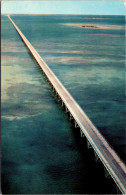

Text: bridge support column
xmin=47 ymin=79 xmax=50 ymax=84
xmin=69 ymin=113 xmax=73 ymax=121
xmin=55 ymin=91 xmax=58 ymax=96
xmin=80 ymin=129 xmax=85 ymax=138
xmin=58 ymin=96 xmax=61 ymax=102
xmin=94 ymin=151 xmax=100 ymax=163
xmin=65 ymin=107 xmax=69 ymax=113
xmin=74 ymin=121 xmax=79 ymax=128
xmin=52 ymin=87 xmax=55 ymax=93
xmin=87 ymin=140 xmax=92 ymax=149
xmin=116 ymin=186 xmax=121 ymax=194
xmin=104 ymin=167 xmax=111 ymax=179
xmin=61 ymin=100 xmax=64 ymax=107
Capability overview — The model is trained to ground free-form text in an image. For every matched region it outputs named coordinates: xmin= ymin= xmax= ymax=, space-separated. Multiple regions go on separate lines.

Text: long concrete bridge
xmin=8 ymin=16 xmax=126 ymax=194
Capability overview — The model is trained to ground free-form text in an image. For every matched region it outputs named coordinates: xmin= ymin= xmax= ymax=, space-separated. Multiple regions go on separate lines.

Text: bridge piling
xmin=69 ymin=113 xmax=74 ymax=121
xmin=87 ymin=140 xmax=92 ymax=149
xmin=104 ymin=167 xmax=111 ymax=179
xmin=94 ymin=151 xmax=100 ymax=163
xmin=61 ymin=100 xmax=64 ymax=107
xmin=65 ymin=107 xmax=69 ymax=113
xmin=80 ymin=129 xmax=85 ymax=138
xmin=74 ymin=121 xmax=79 ymax=128
xmin=116 ymin=186 xmax=122 ymax=194
xmin=58 ymin=96 xmax=61 ymax=102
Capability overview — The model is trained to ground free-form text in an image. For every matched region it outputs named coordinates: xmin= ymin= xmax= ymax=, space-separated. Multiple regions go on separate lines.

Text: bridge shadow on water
xmin=62 ymin=108 xmax=118 ymax=194
xmin=71 ymin=127 xmax=118 ymax=194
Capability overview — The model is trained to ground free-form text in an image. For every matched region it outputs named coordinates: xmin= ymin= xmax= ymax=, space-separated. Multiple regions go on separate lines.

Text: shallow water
xmin=1 ymin=15 xmax=125 ymax=194
xmin=11 ymin=14 xmax=125 ymax=161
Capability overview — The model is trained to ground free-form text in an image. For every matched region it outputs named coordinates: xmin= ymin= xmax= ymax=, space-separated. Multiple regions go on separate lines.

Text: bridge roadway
xmin=8 ymin=16 xmax=126 ymax=194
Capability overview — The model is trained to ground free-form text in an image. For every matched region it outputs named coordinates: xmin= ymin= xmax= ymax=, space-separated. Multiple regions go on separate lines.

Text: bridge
xmin=8 ymin=16 xmax=126 ymax=194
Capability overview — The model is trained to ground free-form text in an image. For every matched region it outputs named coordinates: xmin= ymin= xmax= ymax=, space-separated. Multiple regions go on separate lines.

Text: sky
xmin=1 ymin=1 xmax=125 ymax=15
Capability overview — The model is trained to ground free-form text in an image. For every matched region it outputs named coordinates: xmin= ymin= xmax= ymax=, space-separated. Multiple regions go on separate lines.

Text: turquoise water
xmin=1 ymin=15 xmax=125 ymax=194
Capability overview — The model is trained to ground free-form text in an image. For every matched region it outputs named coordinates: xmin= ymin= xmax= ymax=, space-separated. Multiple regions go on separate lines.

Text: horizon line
xmin=2 ymin=13 xmax=125 ymax=16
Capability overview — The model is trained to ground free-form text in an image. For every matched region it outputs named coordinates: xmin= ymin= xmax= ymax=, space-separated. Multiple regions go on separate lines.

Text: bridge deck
xmin=8 ymin=16 xmax=126 ymax=194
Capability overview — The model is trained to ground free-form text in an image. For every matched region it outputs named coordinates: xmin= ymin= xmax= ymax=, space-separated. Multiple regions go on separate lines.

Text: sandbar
xmin=61 ymin=23 xmax=124 ymax=30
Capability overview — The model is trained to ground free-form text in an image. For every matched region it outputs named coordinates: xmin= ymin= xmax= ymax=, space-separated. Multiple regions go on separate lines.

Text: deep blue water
xmin=1 ymin=15 xmax=125 ymax=194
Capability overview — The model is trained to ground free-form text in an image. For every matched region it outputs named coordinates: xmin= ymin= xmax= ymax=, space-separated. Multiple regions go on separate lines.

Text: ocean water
xmin=1 ymin=15 xmax=125 ymax=194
